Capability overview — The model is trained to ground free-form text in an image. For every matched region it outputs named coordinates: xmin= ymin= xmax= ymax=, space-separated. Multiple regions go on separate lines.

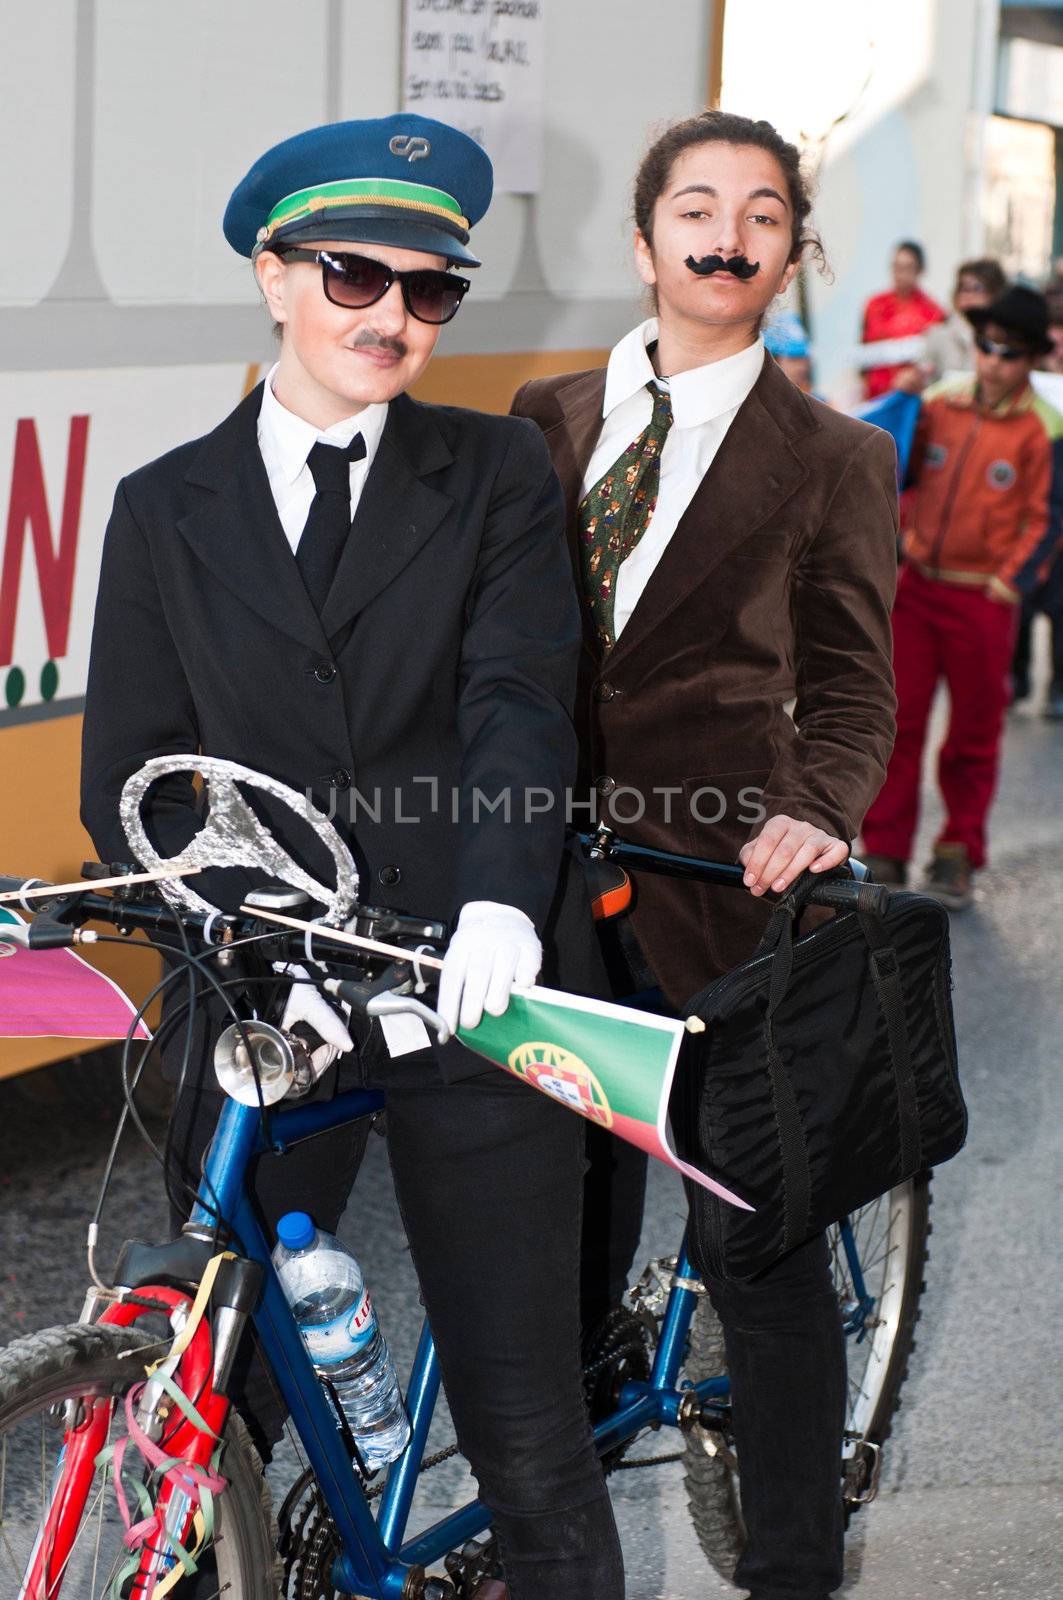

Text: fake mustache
xmin=352 ymin=331 xmax=408 ymax=357
xmin=685 ymin=253 xmax=761 ymax=281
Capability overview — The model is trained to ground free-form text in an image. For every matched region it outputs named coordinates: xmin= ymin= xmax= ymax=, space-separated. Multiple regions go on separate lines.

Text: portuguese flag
xmin=459 ymin=986 xmax=752 ymax=1212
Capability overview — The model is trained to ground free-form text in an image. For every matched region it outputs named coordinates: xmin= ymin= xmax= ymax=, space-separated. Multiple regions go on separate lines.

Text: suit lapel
xmin=320 ymin=393 xmax=453 ymax=643
xmin=543 ymin=370 xmax=609 ymax=663
xmin=178 ymin=386 xmax=326 ymax=652
xmin=551 ymin=370 xmax=609 ymax=522
xmin=605 ymin=356 xmax=812 ymax=671
xmin=178 ymin=386 xmax=454 ymax=654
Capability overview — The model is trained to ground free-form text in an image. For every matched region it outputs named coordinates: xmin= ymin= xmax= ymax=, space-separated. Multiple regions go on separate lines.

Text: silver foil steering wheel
xmin=119 ymin=756 xmax=359 ymax=923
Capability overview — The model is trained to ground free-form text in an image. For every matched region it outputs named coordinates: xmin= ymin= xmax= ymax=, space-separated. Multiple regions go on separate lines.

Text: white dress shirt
xmin=583 ymin=320 xmax=765 ymax=639
xmin=257 ymin=362 xmax=389 ymax=551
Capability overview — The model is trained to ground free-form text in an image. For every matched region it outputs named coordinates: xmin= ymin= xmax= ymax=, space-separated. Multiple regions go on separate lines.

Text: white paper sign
xmin=402 ymin=0 xmax=545 ymax=195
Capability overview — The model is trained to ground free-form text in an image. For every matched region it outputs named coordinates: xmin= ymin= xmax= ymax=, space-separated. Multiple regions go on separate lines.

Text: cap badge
xmin=389 ymin=134 xmax=431 ymax=163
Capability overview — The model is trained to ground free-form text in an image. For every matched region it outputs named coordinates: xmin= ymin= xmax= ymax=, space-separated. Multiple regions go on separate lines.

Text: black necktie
xmin=296 ymin=435 xmax=367 ymax=613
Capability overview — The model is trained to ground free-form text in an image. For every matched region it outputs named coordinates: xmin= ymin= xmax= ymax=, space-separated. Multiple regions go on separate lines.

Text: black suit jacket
xmin=81 ymin=385 xmax=605 ymax=1078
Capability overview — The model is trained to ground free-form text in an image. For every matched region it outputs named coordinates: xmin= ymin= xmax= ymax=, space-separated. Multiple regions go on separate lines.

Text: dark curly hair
xmin=633 ymin=110 xmax=825 ymax=270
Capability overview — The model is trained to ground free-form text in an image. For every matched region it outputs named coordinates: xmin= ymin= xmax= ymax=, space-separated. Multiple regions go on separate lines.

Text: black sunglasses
xmin=975 ymin=333 xmax=1031 ymax=362
xmin=271 ymin=247 xmax=470 ymax=325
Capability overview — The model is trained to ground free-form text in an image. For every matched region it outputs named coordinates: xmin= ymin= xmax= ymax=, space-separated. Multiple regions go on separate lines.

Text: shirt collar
xmin=259 ymin=362 xmax=389 ymax=485
xmin=945 ymin=375 xmax=1035 ymax=418
xmin=602 ymin=319 xmax=765 ymax=430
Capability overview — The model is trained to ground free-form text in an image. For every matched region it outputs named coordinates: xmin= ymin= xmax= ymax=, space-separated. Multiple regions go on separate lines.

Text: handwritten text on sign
xmin=402 ymin=0 xmax=545 ymax=195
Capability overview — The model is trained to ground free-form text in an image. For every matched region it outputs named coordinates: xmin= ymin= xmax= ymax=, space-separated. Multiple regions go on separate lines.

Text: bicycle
xmin=0 ymin=758 xmax=930 ymax=1598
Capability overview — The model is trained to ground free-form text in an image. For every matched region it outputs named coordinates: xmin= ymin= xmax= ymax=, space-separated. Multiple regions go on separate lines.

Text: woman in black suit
xmin=81 ymin=114 xmax=623 ymax=1599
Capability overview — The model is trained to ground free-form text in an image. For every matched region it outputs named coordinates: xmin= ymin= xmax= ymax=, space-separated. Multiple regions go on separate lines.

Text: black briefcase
xmin=674 ymin=870 xmax=966 ymax=1281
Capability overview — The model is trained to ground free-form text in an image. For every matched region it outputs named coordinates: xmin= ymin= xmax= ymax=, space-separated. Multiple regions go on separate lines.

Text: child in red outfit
xmin=861 ymin=240 xmax=946 ymax=398
xmin=862 ymin=285 xmax=1063 ymax=906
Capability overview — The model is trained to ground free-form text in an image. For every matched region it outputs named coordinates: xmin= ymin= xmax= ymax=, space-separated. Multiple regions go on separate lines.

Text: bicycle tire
xmin=682 ymin=1174 xmax=932 ymax=1583
xmin=0 ymin=1321 xmax=281 ymax=1599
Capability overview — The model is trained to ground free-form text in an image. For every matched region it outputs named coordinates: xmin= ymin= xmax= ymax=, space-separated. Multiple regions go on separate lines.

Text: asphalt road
xmin=1 ymin=636 xmax=1060 ymax=1598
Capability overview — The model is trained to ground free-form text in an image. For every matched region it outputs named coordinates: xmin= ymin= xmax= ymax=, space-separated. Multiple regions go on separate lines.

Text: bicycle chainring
xmin=282 ymin=1479 xmax=342 ymax=1600
xmin=581 ymin=1305 xmax=652 ymax=1471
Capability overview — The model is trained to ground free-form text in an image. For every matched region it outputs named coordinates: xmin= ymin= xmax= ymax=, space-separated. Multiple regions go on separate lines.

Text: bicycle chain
xmin=283 ymin=1314 xmax=672 ymax=1592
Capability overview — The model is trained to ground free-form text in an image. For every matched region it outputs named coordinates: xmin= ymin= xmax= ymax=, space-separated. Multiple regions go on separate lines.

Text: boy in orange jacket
xmin=862 ymin=286 xmax=1063 ymax=907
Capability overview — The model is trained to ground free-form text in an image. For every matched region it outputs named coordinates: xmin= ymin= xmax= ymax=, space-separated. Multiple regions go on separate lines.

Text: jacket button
xmin=595 ymin=681 xmax=616 ymax=702
xmin=314 ymin=661 xmax=337 ymax=683
xmin=378 ymin=864 xmax=402 ymax=887
xmin=331 ymin=768 xmax=351 ymax=789
xmin=596 ymin=775 xmax=616 ymax=796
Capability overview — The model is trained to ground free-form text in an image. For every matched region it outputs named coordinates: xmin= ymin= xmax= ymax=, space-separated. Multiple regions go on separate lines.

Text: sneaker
xmin=1043 ymin=684 xmax=1063 ymax=721
xmin=923 ymin=844 xmax=974 ymax=910
xmin=860 ymin=854 xmax=908 ymax=887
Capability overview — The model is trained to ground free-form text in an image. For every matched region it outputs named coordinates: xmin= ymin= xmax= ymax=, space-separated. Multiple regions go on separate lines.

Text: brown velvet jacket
xmin=512 ymin=352 xmax=899 ymax=1007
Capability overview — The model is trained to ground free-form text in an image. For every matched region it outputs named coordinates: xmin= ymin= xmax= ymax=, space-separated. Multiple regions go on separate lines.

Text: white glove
xmin=438 ymin=901 xmax=542 ymax=1035
xmin=273 ymin=962 xmax=354 ymax=1079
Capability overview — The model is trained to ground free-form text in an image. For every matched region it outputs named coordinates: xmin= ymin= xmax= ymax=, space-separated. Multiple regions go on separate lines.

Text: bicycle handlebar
xmin=2 ymin=837 xmax=877 ymax=1037
xmin=577 ymin=829 xmax=873 ymax=910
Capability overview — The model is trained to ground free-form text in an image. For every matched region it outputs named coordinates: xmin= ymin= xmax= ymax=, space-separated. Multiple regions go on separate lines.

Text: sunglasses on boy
xmin=975 ymin=333 xmax=1032 ymax=362
xmin=271 ymin=247 xmax=470 ymax=326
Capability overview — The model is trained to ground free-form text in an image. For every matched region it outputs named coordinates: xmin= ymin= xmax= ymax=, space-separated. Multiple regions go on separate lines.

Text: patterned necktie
xmin=577 ymin=383 xmax=674 ymax=650
xmin=296 ymin=434 xmax=367 ymax=613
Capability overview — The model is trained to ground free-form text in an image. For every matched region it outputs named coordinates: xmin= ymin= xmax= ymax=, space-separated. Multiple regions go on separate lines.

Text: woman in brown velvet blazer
xmin=513 ymin=113 xmax=898 ymax=1600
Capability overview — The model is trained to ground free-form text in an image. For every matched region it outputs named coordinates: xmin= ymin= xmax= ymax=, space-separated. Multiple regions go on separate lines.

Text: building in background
xmin=718 ymin=0 xmax=1063 ymax=400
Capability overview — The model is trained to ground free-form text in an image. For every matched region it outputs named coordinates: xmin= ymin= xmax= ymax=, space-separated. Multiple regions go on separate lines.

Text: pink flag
xmin=0 ymin=909 xmax=151 ymax=1041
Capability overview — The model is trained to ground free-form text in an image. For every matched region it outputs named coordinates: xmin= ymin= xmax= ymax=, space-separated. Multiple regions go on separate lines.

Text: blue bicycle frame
xmin=188 ymin=1086 xmax=726 ymax=1598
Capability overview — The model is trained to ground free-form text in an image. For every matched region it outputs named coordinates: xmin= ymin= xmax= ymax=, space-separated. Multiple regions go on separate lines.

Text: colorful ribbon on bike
xmin=97 ymin=1377 xmax=227 ymax=1596
xmin=96 ymin=1251 xmax=235 ymax=1596
xmin=142 ymin=1250 xmax=235 ymax=1376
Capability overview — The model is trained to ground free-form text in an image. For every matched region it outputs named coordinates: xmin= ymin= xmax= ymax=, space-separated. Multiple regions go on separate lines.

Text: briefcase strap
xmin=857 ymin=908 xmax=923 ymax=1175
xmin=760 ymin=883 xmax=923 ymax=1252
xmin=762 ymin=903 xmax=814 ymax=1254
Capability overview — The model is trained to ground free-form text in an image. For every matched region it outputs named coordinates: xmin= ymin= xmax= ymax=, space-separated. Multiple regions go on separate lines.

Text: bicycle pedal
xmin=694 ymin=1420 xmax=738 ymax=1473
xmin=843 ymin=1438 xmax=882 ymax=1507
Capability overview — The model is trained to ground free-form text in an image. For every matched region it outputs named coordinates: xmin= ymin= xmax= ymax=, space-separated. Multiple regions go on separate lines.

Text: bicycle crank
xmin=444 ymin=1534 xmax=505 ymax=1597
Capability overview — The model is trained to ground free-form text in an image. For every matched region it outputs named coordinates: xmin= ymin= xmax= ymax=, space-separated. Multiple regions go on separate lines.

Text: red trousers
xmin=862 ymin=566 xmax=1018 ymax=870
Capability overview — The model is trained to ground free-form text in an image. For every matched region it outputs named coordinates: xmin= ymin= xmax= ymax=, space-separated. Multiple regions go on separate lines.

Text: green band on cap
xmin=264 ymin=177 xmax=468 ymax=239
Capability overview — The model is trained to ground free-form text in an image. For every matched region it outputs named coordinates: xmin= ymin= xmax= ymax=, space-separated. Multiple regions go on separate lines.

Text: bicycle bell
xmin=213 ymin=1020 xmax=314 ymax=1105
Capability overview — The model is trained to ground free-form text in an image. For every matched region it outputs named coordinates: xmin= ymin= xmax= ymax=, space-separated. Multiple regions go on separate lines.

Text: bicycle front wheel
xmin=0 ymin=1321 xmax=279 ymax=1600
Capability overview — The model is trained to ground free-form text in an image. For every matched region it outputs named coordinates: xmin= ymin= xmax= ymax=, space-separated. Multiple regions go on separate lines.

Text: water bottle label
xmin=302 ymin=1289 xmax=377 ymax=1365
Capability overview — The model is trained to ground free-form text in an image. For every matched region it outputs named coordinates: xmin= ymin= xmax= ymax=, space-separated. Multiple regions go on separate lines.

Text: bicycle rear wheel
xmin=0 ymin=1321 xmax=279 ymax=1599
xmin=683 ymin=1174 xmax=932 ymax=1582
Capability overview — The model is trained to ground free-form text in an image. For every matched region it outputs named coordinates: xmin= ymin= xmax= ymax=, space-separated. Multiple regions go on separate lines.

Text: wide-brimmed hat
xmin=968 ymin=285 xmax=1053 ymax=355
xmin=224 ymin=114 xmax=493 ymax=269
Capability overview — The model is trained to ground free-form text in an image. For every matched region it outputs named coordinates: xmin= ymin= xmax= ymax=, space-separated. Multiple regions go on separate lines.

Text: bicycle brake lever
xmin=364 ymin=991 xmax=453 ymax=1047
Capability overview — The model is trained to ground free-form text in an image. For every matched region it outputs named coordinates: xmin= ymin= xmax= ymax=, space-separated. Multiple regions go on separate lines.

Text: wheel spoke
xmin=0 ymin=1327 xmax=275 ymax=1600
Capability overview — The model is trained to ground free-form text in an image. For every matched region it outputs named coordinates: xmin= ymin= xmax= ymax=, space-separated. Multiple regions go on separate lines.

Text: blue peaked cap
xmin=224 ymin=114 xmax=494 ymax=268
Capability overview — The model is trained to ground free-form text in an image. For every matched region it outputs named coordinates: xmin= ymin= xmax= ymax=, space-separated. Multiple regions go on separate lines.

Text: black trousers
xmin=581 ymin=919 xmax=846 ymax=1600
xmin=1012 ymin=553 xmax=1063 ymax=694
xmin=707 ymin=1233 xmax=846 ymax=1600
xmin=168 ymin=1038 xmax=624 ymax=1600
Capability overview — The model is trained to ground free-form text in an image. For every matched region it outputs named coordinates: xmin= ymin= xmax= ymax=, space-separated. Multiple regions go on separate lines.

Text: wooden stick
xmin=0 ymin=866 xmax=202 ymax=904
xmin=240 ymin=904 xmax=445 ymax=969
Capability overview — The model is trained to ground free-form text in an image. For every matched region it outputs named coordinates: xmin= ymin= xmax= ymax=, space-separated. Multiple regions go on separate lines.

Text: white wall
xmin=720 ymin=0 xmax=999 ymax=401
xmin=1 ymin=0 xmax=714 ymax=364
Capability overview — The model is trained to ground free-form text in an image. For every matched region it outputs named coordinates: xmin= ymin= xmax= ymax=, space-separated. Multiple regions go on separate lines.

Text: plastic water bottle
xmin=272 ymin=1211 xmax=410 ymax=1470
